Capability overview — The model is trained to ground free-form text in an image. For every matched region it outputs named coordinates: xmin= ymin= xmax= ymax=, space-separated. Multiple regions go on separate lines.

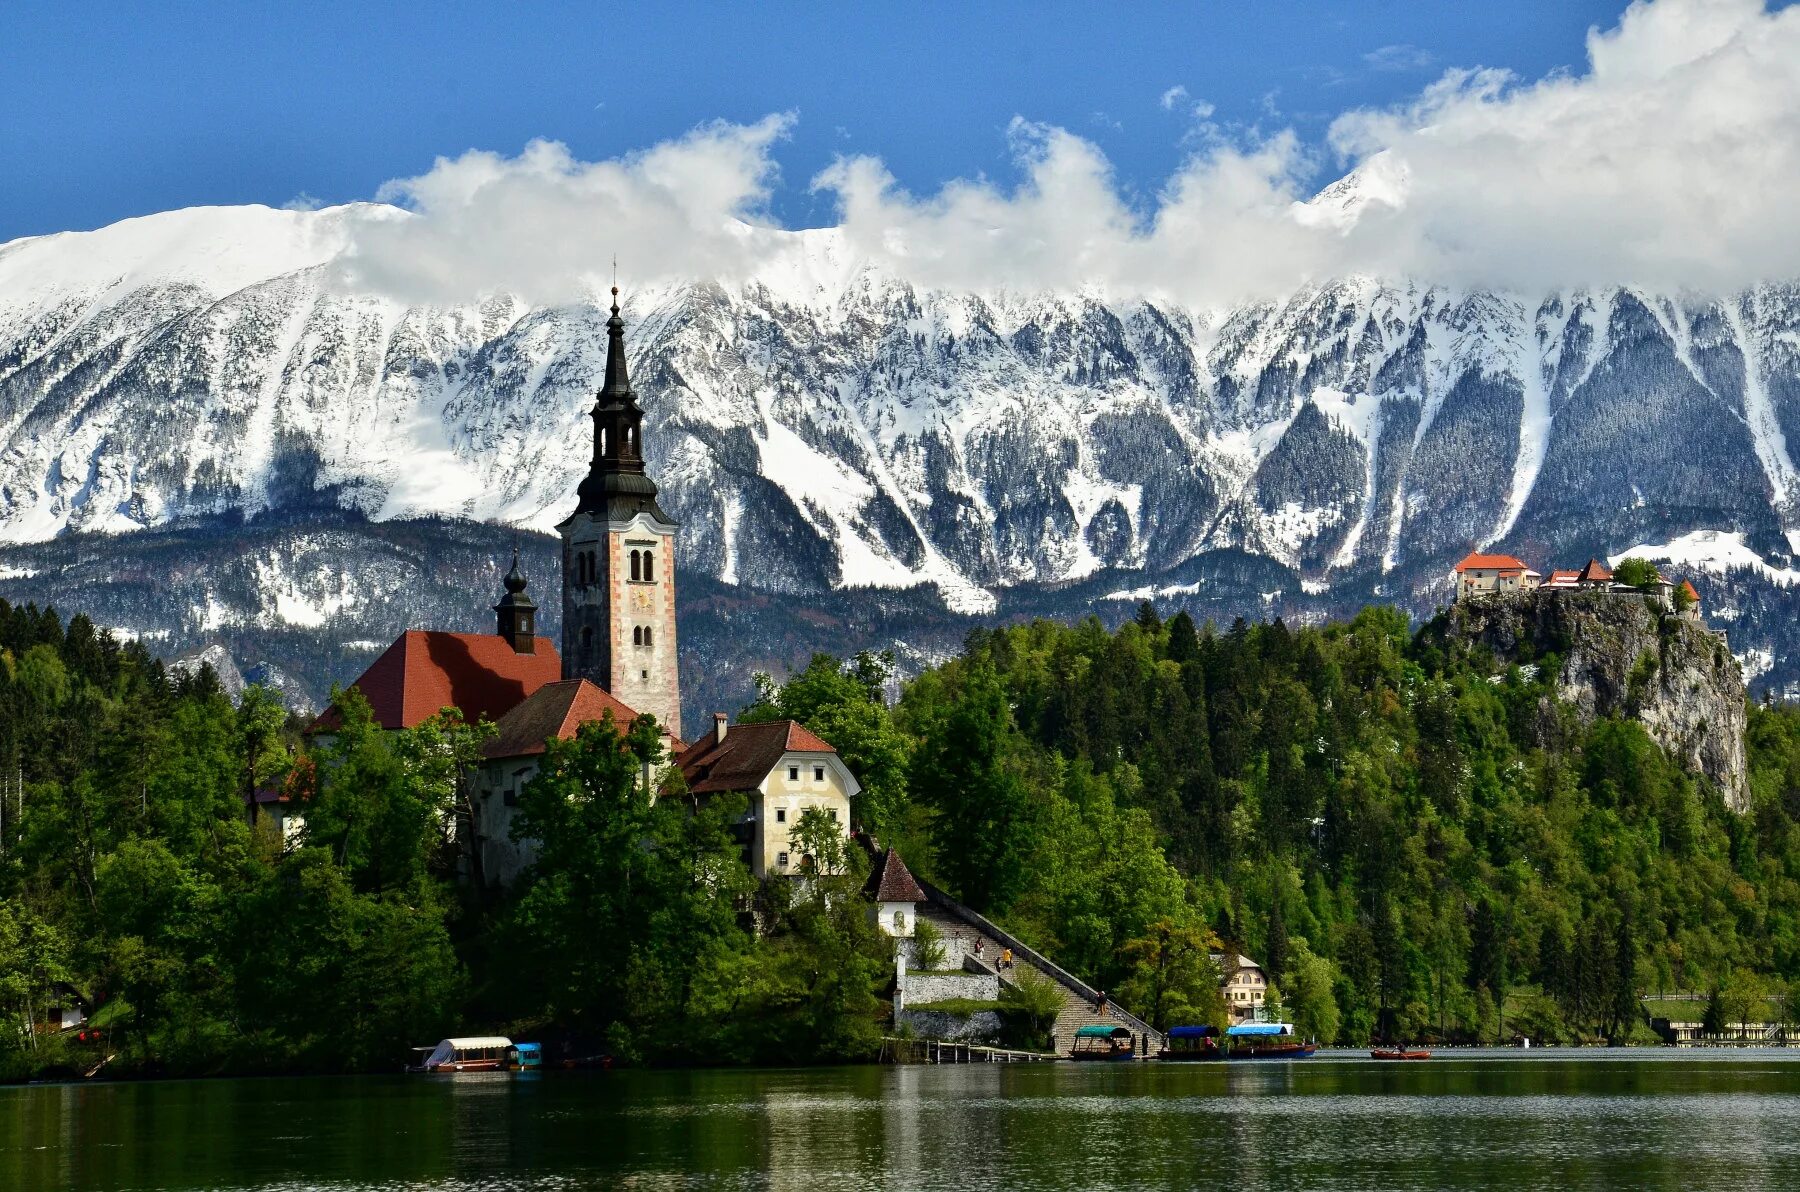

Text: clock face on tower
xmin=632 ymin=588 xmax=653 ymax=611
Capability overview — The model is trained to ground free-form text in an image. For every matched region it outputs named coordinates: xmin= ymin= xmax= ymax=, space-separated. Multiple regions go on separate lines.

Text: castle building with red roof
xmin=1451 ymin=552 xmax=1541 ymax=598
xmin=310 ymin=288 xmax=856 ymax=886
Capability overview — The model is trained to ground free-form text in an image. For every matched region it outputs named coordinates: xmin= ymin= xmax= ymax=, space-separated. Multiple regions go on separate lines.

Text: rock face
xmin=1447 ymin=590 xmax=1748 ymax=810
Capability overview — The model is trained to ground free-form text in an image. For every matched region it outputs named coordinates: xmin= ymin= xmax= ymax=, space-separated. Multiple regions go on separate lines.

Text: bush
xmin=911 ymin=919 xmax=948 ymax=971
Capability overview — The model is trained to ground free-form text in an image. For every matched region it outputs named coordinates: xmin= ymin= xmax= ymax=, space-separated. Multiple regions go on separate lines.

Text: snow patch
xmin=1611 ymin=529 xmax=1800 ymax=587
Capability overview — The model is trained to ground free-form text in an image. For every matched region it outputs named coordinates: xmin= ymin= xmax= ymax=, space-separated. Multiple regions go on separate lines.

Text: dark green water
xmin=7 ymin=1050 xmax=1800 ymax=1190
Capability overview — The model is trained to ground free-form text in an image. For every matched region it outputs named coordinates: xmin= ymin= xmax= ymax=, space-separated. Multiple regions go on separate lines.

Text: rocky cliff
xmin=1445 ymin=590 xmax=1748 ymax=810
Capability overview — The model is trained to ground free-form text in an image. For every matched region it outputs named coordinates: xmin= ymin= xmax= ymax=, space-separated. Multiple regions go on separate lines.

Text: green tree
xmin=1612 ymin=557 xmax=1660 ymax=589
xmin=1285 ymin=937 xmax=1342 ymax=1044
xmin=908 ymin=663 xmax=1041 ymax=914
xmin=1117 ymin=918 xmax=1227 ymax=1032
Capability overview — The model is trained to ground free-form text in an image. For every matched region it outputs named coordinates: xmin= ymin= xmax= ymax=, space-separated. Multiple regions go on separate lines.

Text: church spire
xmin=572 ymin=285 xmax=673 ymax=523
xmin=493 ymin=546 xmax=538 ymax=654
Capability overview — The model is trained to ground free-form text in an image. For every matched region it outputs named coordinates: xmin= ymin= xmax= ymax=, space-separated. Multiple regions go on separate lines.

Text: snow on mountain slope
xmin=5 ymin=201 xmax=1800 ymax=624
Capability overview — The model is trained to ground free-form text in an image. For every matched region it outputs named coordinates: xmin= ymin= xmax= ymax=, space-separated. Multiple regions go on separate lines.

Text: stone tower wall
xmin=606 ymin=523 xmax=681 ymax=739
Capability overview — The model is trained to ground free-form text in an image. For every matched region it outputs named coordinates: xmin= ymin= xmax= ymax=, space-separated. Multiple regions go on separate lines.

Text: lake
xmin=7 ymin=1050 xmax=1800 ymax=1190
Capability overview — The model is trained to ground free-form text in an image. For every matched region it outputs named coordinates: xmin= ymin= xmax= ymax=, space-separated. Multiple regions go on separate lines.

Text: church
xmin=316 ymin=288 xmax=860 ymax=887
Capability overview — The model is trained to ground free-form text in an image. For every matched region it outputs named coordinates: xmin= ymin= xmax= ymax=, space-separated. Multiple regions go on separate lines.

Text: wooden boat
xmin=1159 ymin=1023 xmax=1316 ymax=1061
xmin=1370 ymin=1048 xmax=1432 ymax=1060
xmin=410 ymin=1036 xmax=517 ymax=1073
xmin=1069 ymin=1024 xmax=1138 ymax=1061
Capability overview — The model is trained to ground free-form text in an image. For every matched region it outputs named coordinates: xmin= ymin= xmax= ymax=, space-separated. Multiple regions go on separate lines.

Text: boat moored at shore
xmin=1159 ymin=1023 xmax=1316 ymax=1061
xmin=1069 ymin=1025 xmax=1138 ymax=1061
xmin=410 ymin=1037 xmax=542 ymax=1073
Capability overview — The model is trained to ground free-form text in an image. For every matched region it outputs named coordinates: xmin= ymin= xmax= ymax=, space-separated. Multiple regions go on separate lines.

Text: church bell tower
xmin=559 ymin=287 xmax=682 ymax=738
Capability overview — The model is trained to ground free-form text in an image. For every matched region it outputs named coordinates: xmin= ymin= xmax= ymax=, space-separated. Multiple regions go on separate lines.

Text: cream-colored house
xmin=1215 ymin=952 xmax=1268 ymax=1022
xmin=678 ymin=715 xmax=861 ymax=879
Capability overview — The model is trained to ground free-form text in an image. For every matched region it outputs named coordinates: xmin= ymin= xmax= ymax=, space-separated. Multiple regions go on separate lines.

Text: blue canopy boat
xmin=1159 ymin=1022 xmax=1316 ymax=1061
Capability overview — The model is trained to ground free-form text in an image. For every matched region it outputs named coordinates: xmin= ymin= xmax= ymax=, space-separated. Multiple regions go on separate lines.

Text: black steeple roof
xmin=570 ymin=287 xmax=675 ymax=525
xmin=493 ymin=546 xmax=538 ymax=654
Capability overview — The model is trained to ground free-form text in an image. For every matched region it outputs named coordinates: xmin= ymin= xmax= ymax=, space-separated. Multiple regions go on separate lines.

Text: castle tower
xmin=559 ymin=288 xmax=681 ymax=738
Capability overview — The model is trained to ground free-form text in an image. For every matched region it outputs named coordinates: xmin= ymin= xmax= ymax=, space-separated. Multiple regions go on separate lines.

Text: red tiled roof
xmin=1454 ymin=552 xmax=1530 ymax=573
xmin=864 ymin=847 xmax=925 ymax=903
xmin=1577 ymin=558 xmax=1613 ymax=583
xmin=483 ymin=679 xmax=648 ymax=760
xmin=1681 ymin=579 xmax=1701 ymax=602
xmin=311 ymin=630 xmax=561 ymax=732
xmin=678 ymin=719 xmax=838 ymax=794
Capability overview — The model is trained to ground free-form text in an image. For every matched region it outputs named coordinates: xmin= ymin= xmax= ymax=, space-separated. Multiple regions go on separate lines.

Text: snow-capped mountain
xmin=7 ymin=199 xmax=1800 ymax=709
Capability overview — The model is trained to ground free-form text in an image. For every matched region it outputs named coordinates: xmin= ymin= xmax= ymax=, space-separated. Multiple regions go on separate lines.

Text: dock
xmin=880 ymin=1036 xmax=1059 ymax=1064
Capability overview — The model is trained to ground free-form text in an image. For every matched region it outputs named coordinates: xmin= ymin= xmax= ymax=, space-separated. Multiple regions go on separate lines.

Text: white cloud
xmin=337 ymin=0 xmax=1800 ymax=306
xmin=333 ymin=115 xmax=795 ymax=302
xmin=1363 ymin=43 xmax=1436 ymax=72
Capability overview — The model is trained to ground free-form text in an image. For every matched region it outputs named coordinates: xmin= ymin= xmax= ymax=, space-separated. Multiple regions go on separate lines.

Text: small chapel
xmin=315 ymin=288 xmax=859 ymax=886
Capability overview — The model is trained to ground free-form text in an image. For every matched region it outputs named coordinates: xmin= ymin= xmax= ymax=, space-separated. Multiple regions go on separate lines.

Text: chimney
xmin=713 ymin=712 xmax=728 ymax=746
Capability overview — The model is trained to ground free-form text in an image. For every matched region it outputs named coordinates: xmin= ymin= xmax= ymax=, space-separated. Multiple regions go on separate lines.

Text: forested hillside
xmin=6 ymin=595 xmax=1800 ymax=1080
xmin=863 ymin=603 xmax=1800 ymax=1043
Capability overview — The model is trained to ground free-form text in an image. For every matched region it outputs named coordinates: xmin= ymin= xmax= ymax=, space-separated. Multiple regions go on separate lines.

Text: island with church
xmin=6 ymin=292 xmax=1800 ymax=1082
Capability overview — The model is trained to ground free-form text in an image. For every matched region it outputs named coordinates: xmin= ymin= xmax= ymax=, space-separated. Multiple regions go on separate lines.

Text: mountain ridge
xmin=7 ymin=201 xmax=1800 ymax=702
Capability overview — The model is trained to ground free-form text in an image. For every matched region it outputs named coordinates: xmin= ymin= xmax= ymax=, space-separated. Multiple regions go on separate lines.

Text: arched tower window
xmin=632 ymin=626 xmax=642 ymax=646
xmin=643 ymin=550 xmax=655 ymax=582
xmin=644 ymin=626 xmax=653 ymax=647
xmin=580 ymin=626 xmax=593 ymax=650
xmin=630 ymin=550 xmax=641 ymax=581
xmin=586 ymin=550 xmax=597 ymax=585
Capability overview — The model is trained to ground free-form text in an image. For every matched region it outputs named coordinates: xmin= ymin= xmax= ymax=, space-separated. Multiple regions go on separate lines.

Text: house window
xmin=788 ymin=766 xmax=800 ymax=782
xmin=828 ymin=808 xmax=838 ymax=822
xmin=777 ymin=851 xmax=790 ymax=870
xmin=814 ymin=765 xmax=825 ymax=782
xmin=640 ymin=669 xmax=648 ymax=680
xmin=776 ymin=808 xmax=787 ymax=823
xmin=503 ymin=788 xmax=518 ymax=808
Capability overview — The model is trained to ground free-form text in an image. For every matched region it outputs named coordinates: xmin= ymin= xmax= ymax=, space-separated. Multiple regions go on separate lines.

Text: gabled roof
xmin=1577 ymin=558 xmax=1613 ymax=583
xmin=483 ymin=679 xmax=649 ymax=761
xmin=1681 ymin=579 xmax=1701 ymax=602
xmin=1454 ymin=552 xmax=1530 ymax=573
xmin=678 ymin=719 xmax=838 ymax=794
xmin=311 ymin=630 xmax=561 ymax=732
xmin=1544 ymin=569 xmax=1581 ymax=586
xmin=864 ymin=847 xmax=925 ymax=903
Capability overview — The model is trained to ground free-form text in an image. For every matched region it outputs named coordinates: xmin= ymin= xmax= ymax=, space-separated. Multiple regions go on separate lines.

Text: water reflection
xmin=6 ymin=1054 xmax=1800 ymax=1190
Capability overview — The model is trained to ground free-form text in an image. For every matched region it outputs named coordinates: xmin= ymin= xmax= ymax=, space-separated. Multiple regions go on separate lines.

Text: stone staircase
xmin=914 ymin=893 xmax=1164 ymax=1059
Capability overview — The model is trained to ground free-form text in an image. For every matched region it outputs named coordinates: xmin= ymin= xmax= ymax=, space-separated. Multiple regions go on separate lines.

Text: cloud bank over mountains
xmin=334 ymin=0 xmax=1800 ymax=306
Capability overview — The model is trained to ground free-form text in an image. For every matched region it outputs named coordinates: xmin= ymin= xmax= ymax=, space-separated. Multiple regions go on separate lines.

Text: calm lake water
xmin=7 ymin=1050 xmax=1800 ymax=1190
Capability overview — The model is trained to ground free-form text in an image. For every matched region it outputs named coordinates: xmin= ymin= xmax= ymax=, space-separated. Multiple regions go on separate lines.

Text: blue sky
xmin=2 ymin=1 xmax=1637 ymax=241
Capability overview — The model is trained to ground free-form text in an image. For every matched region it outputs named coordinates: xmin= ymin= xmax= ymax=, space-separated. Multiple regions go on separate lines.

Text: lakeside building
xmin=301 ymin=289 xmax=855 ymax=886
xmin=1214 ymin=952 xmax=1269 ymax=1023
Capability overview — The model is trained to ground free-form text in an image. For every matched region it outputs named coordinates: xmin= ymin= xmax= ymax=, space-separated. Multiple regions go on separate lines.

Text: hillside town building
xmin=308 ymin=289 xmax=855 ymax=886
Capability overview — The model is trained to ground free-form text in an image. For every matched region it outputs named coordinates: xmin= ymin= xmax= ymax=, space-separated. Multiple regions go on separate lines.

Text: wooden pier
xmin=880 ymin=1036 xmax=1059 ymax=1064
